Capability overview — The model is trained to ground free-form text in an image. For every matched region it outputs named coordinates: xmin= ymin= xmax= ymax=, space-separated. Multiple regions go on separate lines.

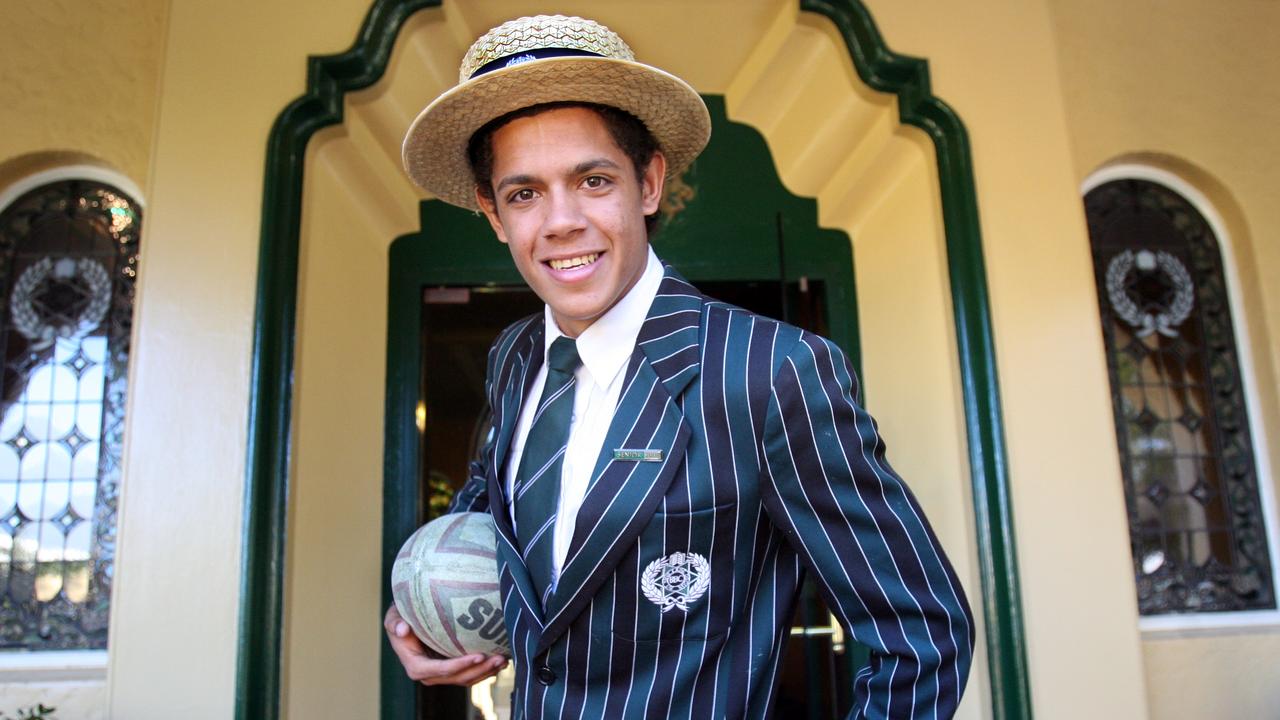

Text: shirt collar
xmin=543 ymin=246 xmax=664 ymax=388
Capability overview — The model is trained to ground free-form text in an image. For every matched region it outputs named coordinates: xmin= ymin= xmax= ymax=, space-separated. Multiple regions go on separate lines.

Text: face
xmin=476 ymin=106 xmax=665 ymax=338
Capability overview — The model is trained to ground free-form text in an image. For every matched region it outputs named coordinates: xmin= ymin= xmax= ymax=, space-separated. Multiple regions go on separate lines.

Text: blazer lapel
xmin=537 ymin=271 xmax=705 ymax=653
xmin=485 ymin=315 xmax=547 ymax=632
xmin=490 ymin=316 xmax=543 ymax=487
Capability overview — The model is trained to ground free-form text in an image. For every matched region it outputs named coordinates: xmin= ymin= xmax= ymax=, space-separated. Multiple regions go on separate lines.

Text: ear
xmin=475 ymin=187 xmax=509 ymax=244
xmin=639 ymin=150 xmax=667 ymax=216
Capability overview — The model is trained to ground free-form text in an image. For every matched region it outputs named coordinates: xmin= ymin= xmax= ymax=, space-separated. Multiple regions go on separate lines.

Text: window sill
xmin=1139 ymin=609 xmax=1280 ymax=639
xmin=0 ymin=650 xmax=107 ymax=682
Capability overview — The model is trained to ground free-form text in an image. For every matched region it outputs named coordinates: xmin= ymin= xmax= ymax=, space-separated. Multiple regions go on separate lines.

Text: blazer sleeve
xmin=445 ymin=330 xmax=505 ymax=515
xmin=445 ymin=447 xmax=490 ymax=513
xmin=760 ymin=331 xmax=975 ymax=720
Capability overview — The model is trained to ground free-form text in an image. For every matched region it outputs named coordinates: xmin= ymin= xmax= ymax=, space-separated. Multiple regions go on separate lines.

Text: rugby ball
xmin=391 ymin=512 xmax=509 ymax=657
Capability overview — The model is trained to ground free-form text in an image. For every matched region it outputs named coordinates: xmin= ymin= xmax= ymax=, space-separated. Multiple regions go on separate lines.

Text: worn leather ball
xmin=391 ymin=512 xmax=509 ymax=657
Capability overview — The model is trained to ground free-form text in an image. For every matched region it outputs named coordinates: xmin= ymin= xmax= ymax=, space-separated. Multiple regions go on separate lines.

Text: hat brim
xmin=402 ymin=56 xmax=711 ymax=211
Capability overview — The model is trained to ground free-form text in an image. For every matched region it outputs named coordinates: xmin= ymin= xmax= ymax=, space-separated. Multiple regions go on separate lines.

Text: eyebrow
xmin=571 ymin=158 xmax=623 ymax=176
xmin=494 ymin=174 xmax=537 ymax=195
xmin=493 ymin=158 xmax=624 ymax=195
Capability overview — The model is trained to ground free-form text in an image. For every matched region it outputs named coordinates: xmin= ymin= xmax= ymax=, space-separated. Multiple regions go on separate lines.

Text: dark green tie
xmin=515 ymin=336 xmax=581 ymax=605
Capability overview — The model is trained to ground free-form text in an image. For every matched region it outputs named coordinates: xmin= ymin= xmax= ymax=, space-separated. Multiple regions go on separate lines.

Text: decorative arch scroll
xmin=240 ymin=1 xmax=1032 ymax=718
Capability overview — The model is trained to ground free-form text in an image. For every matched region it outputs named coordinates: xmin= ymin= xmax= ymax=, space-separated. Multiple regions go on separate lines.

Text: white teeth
xmin=549 ymin=253 xmax=599 ymax=271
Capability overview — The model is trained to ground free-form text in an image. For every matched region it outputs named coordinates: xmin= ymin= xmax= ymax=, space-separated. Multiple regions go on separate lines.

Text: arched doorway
xmin=241 ymin=2 xmax=1029 ymax=718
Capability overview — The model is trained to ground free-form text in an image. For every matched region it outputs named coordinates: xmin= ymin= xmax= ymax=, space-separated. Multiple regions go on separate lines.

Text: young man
xmin=388 ymin=15 xmax=974 ymax=719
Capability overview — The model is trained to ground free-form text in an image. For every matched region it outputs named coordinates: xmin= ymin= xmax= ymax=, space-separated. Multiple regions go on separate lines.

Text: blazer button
xmin=536 ymin=666 xmax=556 ymax=686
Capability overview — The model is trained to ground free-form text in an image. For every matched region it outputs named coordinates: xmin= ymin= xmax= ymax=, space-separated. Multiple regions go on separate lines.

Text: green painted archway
xmin=240 ymin=2 xmax=1032 ymax=718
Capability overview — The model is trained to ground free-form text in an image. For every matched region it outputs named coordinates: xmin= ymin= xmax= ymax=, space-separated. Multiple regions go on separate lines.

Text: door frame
xmin=238 ymin=2 xmax=1032 ymax=718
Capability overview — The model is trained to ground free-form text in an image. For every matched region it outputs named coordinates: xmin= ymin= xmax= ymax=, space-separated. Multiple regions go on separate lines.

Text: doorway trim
xmin=239 ymin=1 xmax=1032 ymax=718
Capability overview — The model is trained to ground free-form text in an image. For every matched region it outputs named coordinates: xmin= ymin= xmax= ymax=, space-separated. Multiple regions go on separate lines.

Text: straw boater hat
xmin=401 ymin=14 xmax=711 ymax=211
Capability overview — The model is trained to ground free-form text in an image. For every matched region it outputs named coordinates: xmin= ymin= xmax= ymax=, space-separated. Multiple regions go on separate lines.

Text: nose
xmin=541 ymin=187 xmax=587 ymax=241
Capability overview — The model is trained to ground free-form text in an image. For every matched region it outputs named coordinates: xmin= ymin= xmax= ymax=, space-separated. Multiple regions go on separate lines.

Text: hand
xmin=384 ymin=605 xmax=508 ymax=686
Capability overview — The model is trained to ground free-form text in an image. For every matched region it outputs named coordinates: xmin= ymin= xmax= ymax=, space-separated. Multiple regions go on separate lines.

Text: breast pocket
xmin=610 ymin=502 xmax=737 ymax=643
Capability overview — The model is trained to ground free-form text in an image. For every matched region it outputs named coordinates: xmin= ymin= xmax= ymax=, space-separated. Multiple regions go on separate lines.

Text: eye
xmin=507 ymin=188 xmax=536 ymax=204
xmin=582 ymin=175 xmax=610 ymax=190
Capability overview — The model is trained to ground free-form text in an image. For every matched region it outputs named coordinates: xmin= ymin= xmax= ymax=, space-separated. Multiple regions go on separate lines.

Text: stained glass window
xmin=0 ymin=179 xmax=140 ymax=649
xmin=1086 ymin=178 xmax=1274 ymax=615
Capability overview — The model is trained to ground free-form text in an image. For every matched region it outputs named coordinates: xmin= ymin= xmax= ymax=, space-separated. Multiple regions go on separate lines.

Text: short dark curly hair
xmin=467 ymin=101 xmax=662 ymax=235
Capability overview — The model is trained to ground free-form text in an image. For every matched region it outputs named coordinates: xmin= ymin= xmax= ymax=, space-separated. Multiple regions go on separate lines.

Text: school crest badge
xmin=641 ymin=551 xmax=711 ymax=612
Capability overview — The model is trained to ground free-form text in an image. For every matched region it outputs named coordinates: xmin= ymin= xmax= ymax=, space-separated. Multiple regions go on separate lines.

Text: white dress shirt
xmin=505 ymin=247 xmax=664 ymax=585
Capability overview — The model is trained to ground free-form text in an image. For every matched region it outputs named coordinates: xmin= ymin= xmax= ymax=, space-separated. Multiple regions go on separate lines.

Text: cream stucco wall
xmin=282 ymin=124 xmax=397 ymax=719
xmin=105 ymin=2 xmax=374 ymax=718
xmin=0 ymin=0 xmax=168 ymax=189
xmin=0 ymin=1 xmax=167 ymax=715
xmin=860 ymin=1 xmax=1153 ymax=717
xmin=0 ymin=679 xmax=106 ymax=719
xmin=1049 ymin=1 xmax=1280 ymax=718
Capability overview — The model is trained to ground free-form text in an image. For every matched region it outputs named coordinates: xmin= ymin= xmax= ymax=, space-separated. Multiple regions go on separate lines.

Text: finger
xmin=383 ymin=605 xmax=404 ymax=635
xmin=386 ymin=627 xmax=436 ymax=675
xmin=386 ymin=623 xmax=427 ymax=655
xmin=418 ymin=654 xmax=504 ymax=686
xmin=389 ymin=637 xmax=438 ymax=677
xmin=414 ymin=653 xmax=487 ymax=679
xmin=465 ymin=655 xmax=509 ymax=683
xmin=383 ymin=609 xmax=436 ymax=660
xmin=423 ymin=655 xmax=509 ymax=687
xmin=399 ymin=651 xmax=487 ymax=685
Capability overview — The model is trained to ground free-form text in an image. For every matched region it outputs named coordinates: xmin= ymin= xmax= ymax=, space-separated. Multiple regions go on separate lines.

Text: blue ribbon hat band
xmin=469 ymin=48 xmax=606 ymax=79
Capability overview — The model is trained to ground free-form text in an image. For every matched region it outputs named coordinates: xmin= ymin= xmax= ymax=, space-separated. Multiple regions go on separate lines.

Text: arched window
xmin=0 ymin=177 xmax=140 ymax=650
xmin=1085 ymin=175 xmax=1275 ymax=617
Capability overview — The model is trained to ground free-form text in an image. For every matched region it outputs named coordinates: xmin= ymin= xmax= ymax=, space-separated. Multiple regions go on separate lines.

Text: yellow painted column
xmin=1050 ymin=1 xmax=1280 ymax=718
xmin=106 ymin=1 xmax=372 ymax=717
xmin=860 ymin=0 xmax=1152 ymax=716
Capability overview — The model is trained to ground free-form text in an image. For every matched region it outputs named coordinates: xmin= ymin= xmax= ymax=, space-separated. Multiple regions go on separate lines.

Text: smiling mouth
xmin=547 ymin=253 xmax=600 ymax=271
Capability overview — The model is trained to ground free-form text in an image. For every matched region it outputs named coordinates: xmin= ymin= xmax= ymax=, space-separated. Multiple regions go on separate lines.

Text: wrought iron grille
xmin=0 ymin=179 xmax=140 ymax=649
xmin=1086 ymin=178 xmax=1274 ymax=615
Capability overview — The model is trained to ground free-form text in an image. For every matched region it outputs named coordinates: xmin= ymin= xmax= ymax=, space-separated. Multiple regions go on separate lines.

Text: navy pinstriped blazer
xmin=449 ymin=265 xmax=974 ymax=719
